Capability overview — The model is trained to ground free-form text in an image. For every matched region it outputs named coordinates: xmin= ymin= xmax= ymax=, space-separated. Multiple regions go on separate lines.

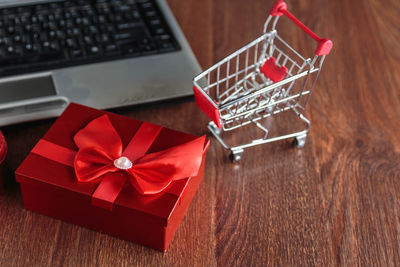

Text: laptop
xmin=0 ymin=0 xmax=201 ymax=126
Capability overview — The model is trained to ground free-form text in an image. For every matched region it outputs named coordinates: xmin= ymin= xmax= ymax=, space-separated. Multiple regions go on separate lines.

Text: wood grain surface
xmin=1 ymin=0 xmax=400 ymax=266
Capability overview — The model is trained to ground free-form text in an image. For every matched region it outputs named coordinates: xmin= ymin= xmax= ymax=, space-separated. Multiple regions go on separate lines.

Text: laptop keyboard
xmin=0 ymin=0 xmax=180 ymax=77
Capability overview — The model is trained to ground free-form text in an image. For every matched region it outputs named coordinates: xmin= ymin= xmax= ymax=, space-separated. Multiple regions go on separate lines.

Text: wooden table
xmin=1 ymin=0 xmax=400 ymax=265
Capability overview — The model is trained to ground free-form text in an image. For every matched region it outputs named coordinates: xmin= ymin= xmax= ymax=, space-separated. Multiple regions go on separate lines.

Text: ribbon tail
xmin=91 ymin=173 xmax=127 ymax=211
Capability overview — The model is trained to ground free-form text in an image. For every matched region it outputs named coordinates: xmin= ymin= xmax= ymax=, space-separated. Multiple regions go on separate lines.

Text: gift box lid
xmin=16 ymin=103 xmax=208 ymax=227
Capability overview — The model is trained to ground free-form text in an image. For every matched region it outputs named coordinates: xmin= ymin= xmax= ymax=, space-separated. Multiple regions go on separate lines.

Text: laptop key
xmin=121 ymin=43 xmax=140 ymax=56
xmin=70 ymin=48 xmax=84 ymax=58
xmin=114 ymin=32 xmax=134 ymax=41
xmin=116 ymin=22 xmax=143 ymax=31
xmin=87 ymin=46 xmax=101 ymax=56
xmin=104 ymin=44 xmax=120 ymax=53
xmin=140 ymin=39 xmax=157 ymax=54
xmin=157 ymin=39 xmax=175 ymax=52
xmin=66 ymin=38 xmax=77 ymax=48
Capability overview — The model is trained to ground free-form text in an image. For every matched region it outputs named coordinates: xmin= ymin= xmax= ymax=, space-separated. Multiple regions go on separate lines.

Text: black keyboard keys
xmin=0 ymin=0 xmax=180 ymax=77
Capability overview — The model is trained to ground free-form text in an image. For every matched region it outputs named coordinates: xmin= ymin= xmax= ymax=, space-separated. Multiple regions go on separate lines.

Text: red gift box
xmin=15 ymin=103 xmax=209 ymax=251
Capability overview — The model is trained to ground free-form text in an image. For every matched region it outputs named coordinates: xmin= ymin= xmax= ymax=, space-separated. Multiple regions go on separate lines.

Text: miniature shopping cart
xmin=193 ymin=0 xmax=332 ymax=161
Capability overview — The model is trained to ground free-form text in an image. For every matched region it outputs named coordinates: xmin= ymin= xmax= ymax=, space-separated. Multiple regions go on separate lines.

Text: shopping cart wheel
xmin=229 ymin=151 xmax=243 ymax=162
xmin=293 ymin=135 xmax=307 ymax=148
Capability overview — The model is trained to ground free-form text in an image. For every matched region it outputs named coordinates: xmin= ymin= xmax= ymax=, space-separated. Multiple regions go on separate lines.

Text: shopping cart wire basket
xmin=193 ymin=0 xmax=332 ymax=162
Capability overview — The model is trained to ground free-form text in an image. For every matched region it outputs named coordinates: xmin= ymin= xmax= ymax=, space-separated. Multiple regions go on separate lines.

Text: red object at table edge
xmin=0 ymin=130 xmax=6 ymax=187
xmin=0 ymin=131 xmax=6 ymax=164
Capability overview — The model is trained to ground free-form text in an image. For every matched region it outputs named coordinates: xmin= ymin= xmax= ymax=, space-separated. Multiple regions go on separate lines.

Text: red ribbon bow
xmin=32 ymin=115 xmax=207 ymax=210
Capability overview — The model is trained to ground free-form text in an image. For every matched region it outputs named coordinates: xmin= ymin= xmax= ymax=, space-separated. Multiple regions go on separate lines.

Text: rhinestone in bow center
xmin=113 ymin=156 xmax=133 ymax=170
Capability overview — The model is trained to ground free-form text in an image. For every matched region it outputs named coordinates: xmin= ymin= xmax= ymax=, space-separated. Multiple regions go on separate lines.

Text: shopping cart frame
xmin=193 ymin=0 xmax=332 ymax=161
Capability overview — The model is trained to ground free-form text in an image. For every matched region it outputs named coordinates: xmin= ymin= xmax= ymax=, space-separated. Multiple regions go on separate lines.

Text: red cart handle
xmin=270 ymin=0 xmax=332 ymax=56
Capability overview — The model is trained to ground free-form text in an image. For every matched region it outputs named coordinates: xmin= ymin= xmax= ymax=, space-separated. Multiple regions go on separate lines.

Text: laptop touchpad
xmin=0 ymin=75 xmax=56 ymax=104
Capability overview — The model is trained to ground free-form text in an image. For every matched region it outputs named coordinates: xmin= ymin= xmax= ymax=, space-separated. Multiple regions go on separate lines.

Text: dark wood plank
xmin=1 ymin=0 xmax=400 ymax=266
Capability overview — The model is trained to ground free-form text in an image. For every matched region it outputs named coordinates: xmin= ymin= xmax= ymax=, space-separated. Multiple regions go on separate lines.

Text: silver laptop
xmin=0 ymin=0 xmax=201 ymax=126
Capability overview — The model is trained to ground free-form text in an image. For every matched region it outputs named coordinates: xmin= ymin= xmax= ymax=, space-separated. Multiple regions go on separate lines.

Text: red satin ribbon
xmin=31 ymin=115 xmax=206 ymax=211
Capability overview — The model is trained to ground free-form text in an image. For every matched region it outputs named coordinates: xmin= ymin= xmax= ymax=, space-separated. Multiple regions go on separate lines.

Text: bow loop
xmin=74 ymin=115 xmax=123 ymax=158
xmin=74 ymin=146 xmax=118 ymax=182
